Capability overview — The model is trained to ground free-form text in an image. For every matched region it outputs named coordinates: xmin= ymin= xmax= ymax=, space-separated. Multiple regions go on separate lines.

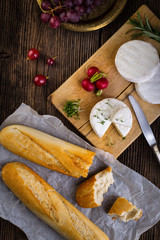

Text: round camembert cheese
xmin=90 ymin=98 xmax=133 ymax=138
xmin=135 ymin=63 xmax=160 ymax=104
xmin=115 ymin=40 xmax=159 ymax=83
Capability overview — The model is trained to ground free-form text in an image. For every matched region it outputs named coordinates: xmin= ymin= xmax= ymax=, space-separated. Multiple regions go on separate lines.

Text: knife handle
xmin=152 ymin=145 xmax=160 ymax=165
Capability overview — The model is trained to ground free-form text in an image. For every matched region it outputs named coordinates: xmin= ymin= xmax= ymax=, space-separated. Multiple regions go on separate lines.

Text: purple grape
xmin=64 ymin=0 xmax=74 ymax=8
xmin=67 ymin=10 xmax=80 ymax=23
xmin=85 ymin=0 xmax=93 ymax=6
xmin=40 ymin=12 xmax=51 ymax=22
xmin=86 ymin=5 xmax=93 ymax=14
xmin=53 ymin=0 xmax=60 ymax=4
xmin=41 ymin=1 xmax=52 ymax=11
xmin=93 ymin=0 xmax=102 ymax=6
xmin=49 ymin=16 xmax=61 ymax=28
xmin=75 ymin=5 xmax=86 ymax=15
xmin=74 ymin=0 xmax=83 ymax=5
xmin=59 ymin=12 xmax=68 ymax=22
xmin=55 ymin=6 xmax=66 ymax=14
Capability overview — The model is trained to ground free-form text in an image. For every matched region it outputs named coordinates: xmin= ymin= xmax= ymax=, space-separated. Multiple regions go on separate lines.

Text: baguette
xmin=108 ymin=197 xmax=142 ymax=222
xmin=0 ymin=125 xmax=96 ymax=178
xmin=1 ymin=162 xmax=109 ymax=240
xmin=76 ymin=167 xmax=114 ymax=208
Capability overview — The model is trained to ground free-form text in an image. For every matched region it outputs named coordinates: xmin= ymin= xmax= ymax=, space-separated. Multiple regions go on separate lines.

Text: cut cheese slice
xmin=115 ymin=40 xmax=159 ymax=83
xmin=90 ymin=98 xmax=132 ymax=138
xmin=135 ymin=63 xmax=160 ymax=104
xmin=112 ymin=107 xmax=133 ymax=137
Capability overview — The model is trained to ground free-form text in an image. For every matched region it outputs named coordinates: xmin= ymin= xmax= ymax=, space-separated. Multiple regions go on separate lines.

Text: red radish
xmin=81 ymin=78 xmax=95 ymax=92
xmin=95 ymin=77 xmax=109 ymax=90
xmin=87 ymin=66 xmax=99 ymax=78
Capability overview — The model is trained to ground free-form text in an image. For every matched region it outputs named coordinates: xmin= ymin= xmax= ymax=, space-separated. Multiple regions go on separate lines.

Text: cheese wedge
xmin=112 ymin=107 xmax=133 ymax=137
xmin=90 ymin=98 xmax=132 ymax=138
xmin=115 ymin=40 xmax=159 ymax=83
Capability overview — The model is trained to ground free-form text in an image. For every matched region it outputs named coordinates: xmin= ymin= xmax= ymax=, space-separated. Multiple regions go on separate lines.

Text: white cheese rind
xmin=90 ymin=98 xmax=132 ymax=138
xmin=112 ymin=107 xmax=133 ymax=137
xmin=115 ymin=40 xmax=159 ymax=83
xmin=135 ymin=63 xmax=160 ymax=104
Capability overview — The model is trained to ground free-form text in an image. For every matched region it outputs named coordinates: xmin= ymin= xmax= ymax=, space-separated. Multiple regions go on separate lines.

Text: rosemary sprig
xmin=90 ymin=72 xmax=107 ymax=83
xmin=126 ymin=12 xmax=160 ymax=43
xmin=63 ymin=99 xmax=81 ymax=119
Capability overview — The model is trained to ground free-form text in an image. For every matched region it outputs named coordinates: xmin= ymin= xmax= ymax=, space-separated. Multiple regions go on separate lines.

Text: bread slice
xmin=2 ymin=162 xmax=109 ymax=240
xmin=108 ymin=197 xmax=142 ymax=222
xmin=0 ymin=125 xmax=96 ymax=178
xmin=76 ymin=167 xmax=114 ymax=208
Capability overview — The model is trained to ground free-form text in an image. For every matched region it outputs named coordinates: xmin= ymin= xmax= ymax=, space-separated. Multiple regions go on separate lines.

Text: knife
xmin=128 ymin=95 xmax=160 ymax=164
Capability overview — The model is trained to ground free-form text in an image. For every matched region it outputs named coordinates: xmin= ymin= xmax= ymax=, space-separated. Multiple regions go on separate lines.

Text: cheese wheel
xmin=115 ymin=40 xmax=159 ymax=83
xmin=135 ymin=63 xmax=160 ymax=104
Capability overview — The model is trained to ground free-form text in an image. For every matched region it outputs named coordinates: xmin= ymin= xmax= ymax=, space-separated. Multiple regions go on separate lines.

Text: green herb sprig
xmin=126 ymin=12 xmax=160 ymax=43
xmin=63 ymin=99 xmax=81 ymax=119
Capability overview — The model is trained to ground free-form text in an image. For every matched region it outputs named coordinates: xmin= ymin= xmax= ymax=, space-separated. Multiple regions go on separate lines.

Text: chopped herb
xmin=97 ymin=108 xmax=101 ymax=111
xmin=107 ymin=142 xmax=114 ymax=146
xmin=101 ymin=113 xmax=103 ymax=116
xmin=98 ymin=120 xmax=105 ymax=125
xmin=105 ymin=116 xmax=110 ymax=120
xmin=94 ymin=115 xmax=100 ymax=119
xmin=116 ymin=118 xmax=124 ymax=122
xmin=63 ymin=99 xmax=81 ymax=119
xmin=122 ymin=137 xmax=126 ymax=140
xmin=105 ymin=101 xmax=112 ymax=108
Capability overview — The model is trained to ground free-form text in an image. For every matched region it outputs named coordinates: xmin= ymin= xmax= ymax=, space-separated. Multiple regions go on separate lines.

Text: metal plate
xmin=37 ymin=0 xmax=127 ymax=32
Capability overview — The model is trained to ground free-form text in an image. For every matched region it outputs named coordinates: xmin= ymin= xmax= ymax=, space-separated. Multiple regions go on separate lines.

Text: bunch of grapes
xmin=40 ymin=0 xmax=102 ymax=29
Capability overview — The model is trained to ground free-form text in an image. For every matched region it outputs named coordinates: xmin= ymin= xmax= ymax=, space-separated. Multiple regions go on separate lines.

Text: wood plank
xmin=50 ymin=4 xmax=160 ymax=158
xmin=1 ymin=0 xmax=160 ymax=239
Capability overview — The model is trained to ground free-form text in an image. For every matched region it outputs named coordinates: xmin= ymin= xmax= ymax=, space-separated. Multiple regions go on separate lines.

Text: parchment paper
xmin=0 ymin=103 xmax=160 ymax=240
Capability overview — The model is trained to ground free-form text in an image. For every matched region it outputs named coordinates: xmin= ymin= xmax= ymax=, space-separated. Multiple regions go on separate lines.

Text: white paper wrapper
xmin=0 ymin=103 xmax=160 ymax=240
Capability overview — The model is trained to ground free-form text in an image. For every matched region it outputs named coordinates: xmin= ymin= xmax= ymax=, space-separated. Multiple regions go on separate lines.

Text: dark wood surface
xmin=0 ymin=0 xmax=160 ymax=239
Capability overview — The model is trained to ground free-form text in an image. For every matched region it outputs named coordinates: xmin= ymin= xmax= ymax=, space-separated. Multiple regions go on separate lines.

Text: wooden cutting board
xmin=49 ymin=5 xmax=160 ymax=158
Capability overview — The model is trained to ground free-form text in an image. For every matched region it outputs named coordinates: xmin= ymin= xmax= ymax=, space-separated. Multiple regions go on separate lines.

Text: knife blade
xmin=128 ymin=95 xmax=160 ymax=164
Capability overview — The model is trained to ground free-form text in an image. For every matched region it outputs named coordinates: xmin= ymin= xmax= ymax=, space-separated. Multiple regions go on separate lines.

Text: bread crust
xmin=76 ymin=167 xmax=113 ymax=208
xmin=0 ymin=125 xmax=96 ymax=178
xmin=1 ymin=162 xmax=109 ymax=240
xmin=108 ymin=197 xmax=142 ymax=221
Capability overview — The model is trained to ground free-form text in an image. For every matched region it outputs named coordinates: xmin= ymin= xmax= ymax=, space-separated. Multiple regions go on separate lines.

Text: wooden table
xmin=0 ymin=0 xmax=160 ymax=239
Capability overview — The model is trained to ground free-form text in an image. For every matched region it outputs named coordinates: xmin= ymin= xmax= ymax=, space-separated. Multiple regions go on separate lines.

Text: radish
xmin=95 ymin=77 xmax=109 ymax=90
xmin=81 ymin=78 xmax=95 ymax=92
xmin=87 ymin=66 xmax=99 ymax=78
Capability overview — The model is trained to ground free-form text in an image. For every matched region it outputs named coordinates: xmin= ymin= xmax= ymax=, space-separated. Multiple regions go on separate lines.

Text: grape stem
xmin=40 ymin=5 xmax=65 ymax=16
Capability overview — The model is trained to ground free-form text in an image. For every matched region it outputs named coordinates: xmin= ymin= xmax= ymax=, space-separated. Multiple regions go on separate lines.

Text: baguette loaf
xmin=76 ymin=167 xmax=114 ymax=208
xmin=0 ymin=125 xmax=96 ymax=178
xmin=108 ymin=197 xmax=142 ymax=222
xmin=1 ymin=162 xmax=109 ymax=240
